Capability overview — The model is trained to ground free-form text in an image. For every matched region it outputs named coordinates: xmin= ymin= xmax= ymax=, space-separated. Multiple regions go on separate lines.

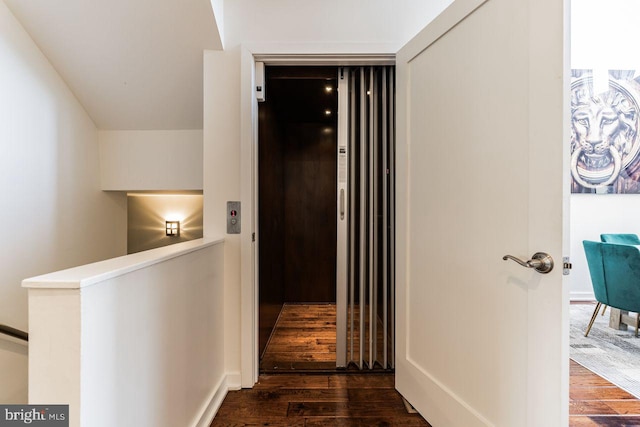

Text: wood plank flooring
xmin=213 ymin=362 xmax=640 ymax=427
xmin=260 ymin=304 xmax=336 ymax=373
xmin=261 ymin=303 xmax=390 ymax=372
xmin=261 ymin=304 xmax=337 ymax=372
xmin=570 ymin=359 xmax=640 ymax=426
xmin=211 ymin=372 xmax=432 ymax=426
xmin=221 ymin=303 xmax=640 ymax=425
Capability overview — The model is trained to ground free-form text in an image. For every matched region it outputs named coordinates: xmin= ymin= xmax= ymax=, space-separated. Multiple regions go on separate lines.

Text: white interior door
xmin=395 ymin=0 xmax=569 ymax=426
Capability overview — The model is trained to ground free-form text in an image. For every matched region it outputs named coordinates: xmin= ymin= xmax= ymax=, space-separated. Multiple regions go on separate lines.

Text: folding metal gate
xmin=336 ymin=66 xmax=395 ymax=370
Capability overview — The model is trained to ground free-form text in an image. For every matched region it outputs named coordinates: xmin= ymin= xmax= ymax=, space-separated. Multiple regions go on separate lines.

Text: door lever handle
xmin=502 ymin=252 xmax=554 ymax=274
xmin=340 ymin=189 xmax=345 ymax=220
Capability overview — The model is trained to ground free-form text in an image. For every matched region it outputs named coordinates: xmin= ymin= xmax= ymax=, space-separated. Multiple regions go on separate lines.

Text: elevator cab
xmin=257 ymin=65 xmax=395 ymax=372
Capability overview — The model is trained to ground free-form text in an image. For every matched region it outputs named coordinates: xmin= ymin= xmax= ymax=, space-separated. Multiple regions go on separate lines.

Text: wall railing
xmin=0 ymin=324 xmax=28 ymax=342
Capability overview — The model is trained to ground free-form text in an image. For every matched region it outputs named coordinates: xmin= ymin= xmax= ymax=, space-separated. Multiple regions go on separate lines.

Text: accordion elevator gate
xmin=258 ymin=65 xmax=395 ymax=372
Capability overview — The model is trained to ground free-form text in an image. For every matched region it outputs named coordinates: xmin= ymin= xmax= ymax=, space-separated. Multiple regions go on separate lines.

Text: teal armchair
xmin=593 ymin=235 xmax=640 ymax=318
xmin=583 ymin=241 xmax=640 ymax=337
xmin=600 ymin=234 xmax=640 ymax=245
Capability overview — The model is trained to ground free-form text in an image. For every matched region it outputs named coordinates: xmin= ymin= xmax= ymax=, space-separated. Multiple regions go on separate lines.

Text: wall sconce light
xmin=166 ymin=220 xmax=180 ymax=237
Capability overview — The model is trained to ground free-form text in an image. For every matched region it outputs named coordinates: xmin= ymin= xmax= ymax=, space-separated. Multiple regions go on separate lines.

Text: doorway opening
xmin=568 ymin=0 xmax=640 ymax=419
xmin=257 ymin=65 xmax=396 ymax=372
xmin=258 ymin=66 xmax=338 ymax=371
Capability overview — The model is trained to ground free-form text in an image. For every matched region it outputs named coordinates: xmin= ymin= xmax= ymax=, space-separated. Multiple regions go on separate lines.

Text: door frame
xmin=239 ymin=44 xmax=395 ymax=386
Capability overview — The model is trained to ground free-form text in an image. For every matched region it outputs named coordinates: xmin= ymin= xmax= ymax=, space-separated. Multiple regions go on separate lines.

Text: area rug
xmin=570 ymin=303 xmax=640 ymax=398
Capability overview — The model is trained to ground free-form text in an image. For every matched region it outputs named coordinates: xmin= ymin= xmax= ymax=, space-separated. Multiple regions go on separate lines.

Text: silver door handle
xmin=340 ymin=189 xmax=345 ymax=220
xmin=502 ymin=252 xmax=554 ymax=274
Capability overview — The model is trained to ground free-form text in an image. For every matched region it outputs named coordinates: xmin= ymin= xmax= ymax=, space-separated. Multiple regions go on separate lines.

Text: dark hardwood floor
xmin=216 ymin=304 xmax=640 ymax=425
xmin=261 ymin=304 xmax=337 ymax=372
xmin=260 ymin=303 xmax=389 ymax=372
xmin=214 ymin=303 xmax=429 ymax=425
xmin=212 ymin=362 xmax=640 ymax=427
xmin=211 ymin=372 xmax=431 ymax=426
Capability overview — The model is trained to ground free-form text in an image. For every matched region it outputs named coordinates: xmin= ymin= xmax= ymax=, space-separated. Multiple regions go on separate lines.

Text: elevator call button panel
xmin=227 ymin=201 xmax=241 ymax=234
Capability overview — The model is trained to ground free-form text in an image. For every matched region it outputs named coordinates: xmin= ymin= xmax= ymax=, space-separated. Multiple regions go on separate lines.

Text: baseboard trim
xmin=193 ymin=372 xmax=241 ymax=427
xmin=571 ymin=291 xmax=595 ymax=302
xmin=226 ymin=372 xmax=242 ymax=391
xmin=396 ymin=358 xmax=493 ymax=427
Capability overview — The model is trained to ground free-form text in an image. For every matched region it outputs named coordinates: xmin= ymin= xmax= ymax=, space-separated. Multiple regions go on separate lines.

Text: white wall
xmin=210 ymin=0 xmax=224 ymax=48
xmin=569 ymin=0 xmax=640 ymax=300
xmin=99 ymin=130 xmax=203 ymax=191
xmin=571 ymin=0 xmax=640 ymax=70
xmin=203 ymin=49 xmax=243 ymax=381
xmin=203 ymin=0 xmax=453 ymax=385
xmin=0 ymin=0 xmax=126 ymax=402
xmin=570 ymin=195 xmax=640 ymax=299
xmin=25 ymin=239 xmax=232 ymax=427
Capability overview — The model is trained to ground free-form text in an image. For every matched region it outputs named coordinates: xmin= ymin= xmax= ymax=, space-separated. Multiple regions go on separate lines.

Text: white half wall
xmin=24 ymin=239 xmax=235 ymax=427
xmin=0 ymin=0 xmax=126 ymax=403
xmin=99 ymin=130 xmax=203 ymax=191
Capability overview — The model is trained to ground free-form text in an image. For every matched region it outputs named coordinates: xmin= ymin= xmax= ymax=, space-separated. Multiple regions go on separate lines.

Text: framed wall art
xmin=571 ymin=69 xmax=640 ymax=193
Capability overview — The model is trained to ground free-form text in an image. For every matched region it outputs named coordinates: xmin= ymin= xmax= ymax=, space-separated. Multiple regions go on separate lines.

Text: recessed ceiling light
xmin=325 ymin=110 xmax=332 ymax=116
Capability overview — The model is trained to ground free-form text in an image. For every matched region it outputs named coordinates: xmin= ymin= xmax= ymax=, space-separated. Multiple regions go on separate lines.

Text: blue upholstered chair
xmin=600 ymin=234 xmax=640 ymax=245
xmin=597 ymin=235 xmax=640 ymax=317
xmin=590 ymin=235 xmax=640 ymax=318
xmin=583 ymin=241 xmax=640 ymax=337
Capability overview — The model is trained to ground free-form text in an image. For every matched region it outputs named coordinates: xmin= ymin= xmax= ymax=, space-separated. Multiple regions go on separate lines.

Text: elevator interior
xmin=258 ymin=65 xmax=395 ymax=372
xmin=258 ymin=66 xmax=337 ymax=371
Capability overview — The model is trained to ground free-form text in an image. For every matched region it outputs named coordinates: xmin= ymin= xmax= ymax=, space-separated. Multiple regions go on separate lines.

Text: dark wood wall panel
xmin=283 ymin=122 xmax=336 ymax=302
xmin=258 ymin=96 xmax=285 ymax=356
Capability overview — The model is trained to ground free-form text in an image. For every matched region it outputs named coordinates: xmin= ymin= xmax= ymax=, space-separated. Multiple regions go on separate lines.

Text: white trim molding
xmin=570 ymin=291 xmax=596 ymax=302
xmin=239 ymin=43 xmax=397 ymax=387
xmin=193 ymin=372 xmax=242 ymax=427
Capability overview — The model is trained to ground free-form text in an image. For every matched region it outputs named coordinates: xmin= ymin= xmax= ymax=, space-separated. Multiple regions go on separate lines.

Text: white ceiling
xmin=5 ymin=0 xmax=223 ymax=130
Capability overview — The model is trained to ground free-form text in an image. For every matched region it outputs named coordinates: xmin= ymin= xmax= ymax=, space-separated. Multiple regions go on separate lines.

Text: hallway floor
xmin=218 ymin=304 xmax=640 ymax=425
xmin=210 ymin=372 xmax=431 ymax=426
xmin=210 ymin=361 xmax=640 ymax=426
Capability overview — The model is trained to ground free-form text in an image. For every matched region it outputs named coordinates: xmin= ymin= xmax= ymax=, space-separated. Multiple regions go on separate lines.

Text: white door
xmin=395 ymin=0 xmax=569 ymax=426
